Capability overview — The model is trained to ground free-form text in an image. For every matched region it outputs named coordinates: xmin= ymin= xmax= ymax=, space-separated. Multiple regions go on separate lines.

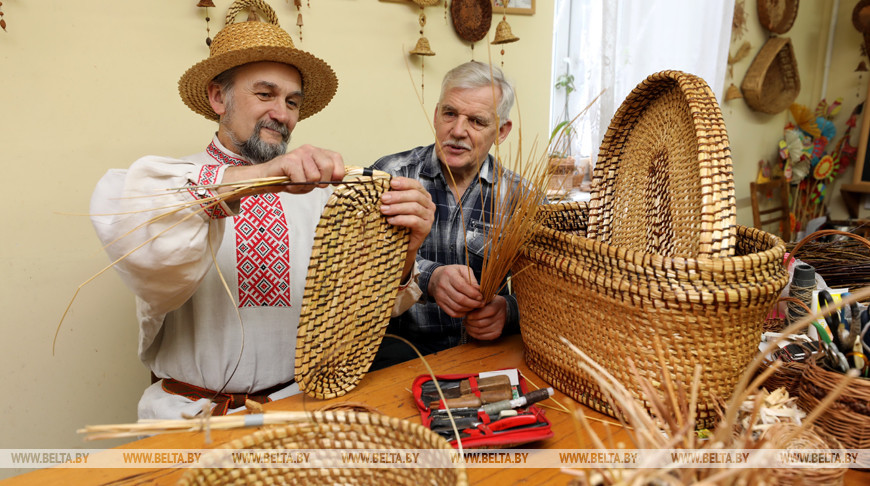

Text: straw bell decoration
xmin=197 ymin=0 xmax=216 ymax=46
xmin=291 ymin=0 xmax=304 ymax=42
xmin=409 ymin=4 xmax=436 ymax=102
xmin=491 ymin=15 xmax=519 ymax=68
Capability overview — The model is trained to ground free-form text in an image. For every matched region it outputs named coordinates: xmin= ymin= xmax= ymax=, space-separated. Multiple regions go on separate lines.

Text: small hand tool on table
xmin=430 ymin=413 xmax=541 ymax=440
xmin=420 ymin=375 xmax=513 ymax=408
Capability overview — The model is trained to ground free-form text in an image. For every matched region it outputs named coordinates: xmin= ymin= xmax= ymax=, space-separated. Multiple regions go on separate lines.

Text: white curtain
xmin=551 ymin=0 xmax=735 ymax=166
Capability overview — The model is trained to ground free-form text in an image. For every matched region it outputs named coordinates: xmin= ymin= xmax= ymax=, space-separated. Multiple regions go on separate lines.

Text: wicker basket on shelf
xmin=178 ymin=411 xmax=467 ymax=486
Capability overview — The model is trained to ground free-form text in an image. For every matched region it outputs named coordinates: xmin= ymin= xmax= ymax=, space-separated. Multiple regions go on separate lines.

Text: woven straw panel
xmin=178 ymin=411 xmax=467 ymax=485
xmin=514 ymin=202 xmax=787 ymax=429
xmin=588 ymin=70 xmax=737 ymax=259
xmin=295 ymin=168 xmax=409 ymax=400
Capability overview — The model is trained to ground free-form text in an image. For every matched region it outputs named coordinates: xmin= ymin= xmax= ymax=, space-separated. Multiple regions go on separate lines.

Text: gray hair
xmin=439 ymin=61 xmax=515 ymax=126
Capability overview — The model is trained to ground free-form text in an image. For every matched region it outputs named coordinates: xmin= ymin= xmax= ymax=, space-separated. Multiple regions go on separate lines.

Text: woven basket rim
xmin=178 ymin=411 xmax=468 ymax=485
xmin=538 ymin=202 xmax=783 ymax=269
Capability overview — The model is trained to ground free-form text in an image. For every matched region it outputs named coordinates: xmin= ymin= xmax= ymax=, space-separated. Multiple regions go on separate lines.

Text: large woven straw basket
xmin=798 ymin=356 xmax=870 ymax=450
xmin=514 ymin=202 xmax=787 ymax=429
xmin=295 ymin=168 xmax=409 ymax=399
xmin=588 ymin=70 xmax=737 ymax=259
xmin=178 ymin=411 xmax=467 ymax=485
xmin=741 ymin=36 xmax=801 ymax=115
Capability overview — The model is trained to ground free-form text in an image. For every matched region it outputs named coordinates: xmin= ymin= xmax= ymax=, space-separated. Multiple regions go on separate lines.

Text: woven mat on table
xmin=295 ymin=167 xmax=409 ymax=399
xmin=588 ymin=70 xmax=737 ymax=258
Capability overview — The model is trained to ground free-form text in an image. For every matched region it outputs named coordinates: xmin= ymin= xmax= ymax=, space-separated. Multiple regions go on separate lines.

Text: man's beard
xmin=225 ymin=118 xmax=291 ymax=164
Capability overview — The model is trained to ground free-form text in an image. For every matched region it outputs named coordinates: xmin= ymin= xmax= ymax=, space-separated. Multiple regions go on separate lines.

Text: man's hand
xmin=219 ymin=144 xmax=345 ymax=199
xmin=465 ymin=296 xmax=507 ymax=341
xmin=380 ymin=177 xmax=435 ymax=282
xmin=428 ymin=265 xmax=483 ymax=318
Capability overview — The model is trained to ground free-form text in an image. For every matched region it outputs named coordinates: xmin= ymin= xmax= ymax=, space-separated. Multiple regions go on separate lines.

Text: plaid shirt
xmin=372 ymin=144 xmax=521 ymax=353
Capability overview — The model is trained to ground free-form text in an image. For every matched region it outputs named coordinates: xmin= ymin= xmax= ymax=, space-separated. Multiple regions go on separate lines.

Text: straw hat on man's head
xmin=178 ymin=0 xmax=338 ymax=122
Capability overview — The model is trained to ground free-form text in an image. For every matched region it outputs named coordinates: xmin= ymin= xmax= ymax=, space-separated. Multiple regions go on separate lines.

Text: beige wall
xmin=0 ymin=0 xmax=554 ymax=476
xmin=724 ymin=0 xmax=870 ymax=226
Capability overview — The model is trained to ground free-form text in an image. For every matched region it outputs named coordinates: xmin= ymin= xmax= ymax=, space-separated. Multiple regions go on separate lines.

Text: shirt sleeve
xmin=89 ymin=156 xmax=235 ymax=320
xmin=391 ymin=261 xmax=423 ymax=316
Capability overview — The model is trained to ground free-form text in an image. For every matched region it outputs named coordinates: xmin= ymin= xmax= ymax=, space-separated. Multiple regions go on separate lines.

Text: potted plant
xmin=548 ymin=73 xmax=577 ymax=195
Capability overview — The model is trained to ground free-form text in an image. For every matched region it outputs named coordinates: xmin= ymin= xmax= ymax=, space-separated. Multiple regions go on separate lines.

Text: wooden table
xmin=6 ymin=335 xmax=868 ymax=485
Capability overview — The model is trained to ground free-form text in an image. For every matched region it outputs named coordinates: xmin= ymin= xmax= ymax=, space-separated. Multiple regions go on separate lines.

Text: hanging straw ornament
xmin=409 ymin=7 xmax=435 ymax=101
xmin=197 ymin=1 xmax=215 ymax=46
xmin=1 ymin=1 xmax=8 ymax=32
xmin=491 ymin=13 xmax=519 ymax=68
xmin=292 ymin=0 xmax=304 ymax=42
xmin=725 ymin=83 xmax=743 ymax=101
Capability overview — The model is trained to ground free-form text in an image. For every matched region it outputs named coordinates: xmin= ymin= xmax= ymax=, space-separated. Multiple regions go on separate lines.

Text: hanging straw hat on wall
xmin=178 ymin=0 xmax=338 ymax=122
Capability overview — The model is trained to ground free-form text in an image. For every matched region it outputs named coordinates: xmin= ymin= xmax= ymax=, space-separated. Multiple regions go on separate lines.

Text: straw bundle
xmin=560 ymin=289 xmax=870 ymax=486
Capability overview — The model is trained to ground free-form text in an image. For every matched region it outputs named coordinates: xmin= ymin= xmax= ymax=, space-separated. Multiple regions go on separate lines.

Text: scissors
xmin=814 ymin=291 xmax=849 ymax=372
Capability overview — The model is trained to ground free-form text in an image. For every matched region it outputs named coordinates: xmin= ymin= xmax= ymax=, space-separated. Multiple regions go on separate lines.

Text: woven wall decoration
xmin=741 ymin=36 xmax=801 ymax=115
xmin=295 ymin=168 xmax=410 ymax=399
xmin=757 ymin=0 xmax=799 ymax=35
xmin=491 ymin=8 xmax=519 ymax=68
xmin=450 ymin=0 xmax=492 ymax=44
xmin=853 ymin=0 xmax=870 ymax=61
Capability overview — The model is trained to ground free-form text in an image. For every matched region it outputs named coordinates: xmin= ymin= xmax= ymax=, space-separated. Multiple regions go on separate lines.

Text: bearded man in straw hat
xmin=90 ymin=0 xmax=434 ymax=420
xmin=370 ymin=61 xmax=521 ymax=369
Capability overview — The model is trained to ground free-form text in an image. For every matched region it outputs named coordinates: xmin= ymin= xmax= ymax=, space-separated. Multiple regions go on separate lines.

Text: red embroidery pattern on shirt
xmin=206 ymin=142 xmax=291 ymax=307
xmin=236 ymin=193 xmax=291 ymax=307
xmin=188 ymin=164 xmax=230 ymax=219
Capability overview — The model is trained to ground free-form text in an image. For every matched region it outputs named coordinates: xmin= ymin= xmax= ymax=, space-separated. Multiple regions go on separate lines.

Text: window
xmin=550 ymin=0 xmax=735 ymax=170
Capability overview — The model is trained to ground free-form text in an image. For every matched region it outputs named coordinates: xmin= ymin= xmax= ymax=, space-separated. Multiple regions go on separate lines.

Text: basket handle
xmin=225 ymin=0 xmax=280 ymax=27
xmin=786 ymin=229 xmax=870 ymax=267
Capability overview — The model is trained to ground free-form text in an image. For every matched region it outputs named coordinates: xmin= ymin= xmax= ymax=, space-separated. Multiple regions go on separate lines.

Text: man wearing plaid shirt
xmin=370 ymin=61 xmax=522 ymax=369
